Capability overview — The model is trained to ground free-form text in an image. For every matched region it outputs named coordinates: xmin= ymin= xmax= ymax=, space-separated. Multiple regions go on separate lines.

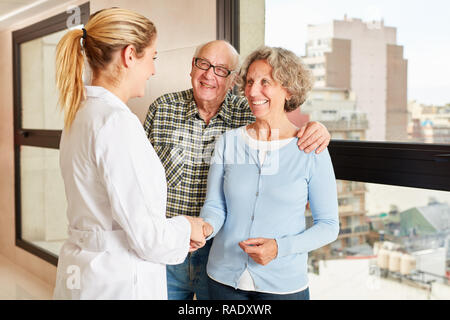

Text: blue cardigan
xmin=200 ymin=127 xmax=339 ymax=293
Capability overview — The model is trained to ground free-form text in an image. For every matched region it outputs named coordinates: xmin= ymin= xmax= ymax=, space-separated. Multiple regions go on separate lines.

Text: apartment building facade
xmin=303 ymin=17 xmax=408 ymax=142
xmin=408 ymin=101 xmax=450 ymax=144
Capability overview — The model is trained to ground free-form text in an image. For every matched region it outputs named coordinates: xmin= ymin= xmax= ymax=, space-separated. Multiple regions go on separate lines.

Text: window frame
xmin=13 ymin=2 xmax=90 ymax=266
xmin=329 ymin=140 xmax=450 ymax=191
xmin=217 ymin=0 xmax=240 ymax=52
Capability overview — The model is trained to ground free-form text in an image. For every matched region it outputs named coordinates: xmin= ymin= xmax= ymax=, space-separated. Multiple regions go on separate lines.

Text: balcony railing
xmin=322 ymin=119 xmax=369 ymax=131
xmin=339 ymin=210 xmax=367 ymax=217
xmin=338 ymin=224 xmax=370 ymax=237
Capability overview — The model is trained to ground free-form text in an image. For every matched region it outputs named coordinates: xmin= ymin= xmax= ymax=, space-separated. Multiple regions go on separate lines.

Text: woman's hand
xmin=203 ymin=222 xmax=214 ymax=238
xmin=297 ymin=121 xmax=330 ymax=154
xmin=239 ymin=238 xmax=278 ymax=266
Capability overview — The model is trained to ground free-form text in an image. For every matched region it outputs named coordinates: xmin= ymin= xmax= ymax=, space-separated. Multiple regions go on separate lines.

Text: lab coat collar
xmin=85 ymin=86 xmax=131 ymax=113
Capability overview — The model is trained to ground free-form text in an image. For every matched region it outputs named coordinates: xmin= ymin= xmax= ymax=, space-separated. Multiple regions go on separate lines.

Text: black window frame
xmin=217 ymin=0 xmax=240 ymax=52
xmin=13 ymin=2 xmax=90 ymax=266
xmin=222 ymin=0 xmax=450 ymax=192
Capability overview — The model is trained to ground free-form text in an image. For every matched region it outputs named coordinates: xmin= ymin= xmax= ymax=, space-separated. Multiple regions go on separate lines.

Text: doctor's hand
xmin=239 ymin=238 xmax=278 ymax=266
xmin=296 ymin=121 xmax=330 ymax=154
xmin=184 ymin=216 xmax=206 ymax=252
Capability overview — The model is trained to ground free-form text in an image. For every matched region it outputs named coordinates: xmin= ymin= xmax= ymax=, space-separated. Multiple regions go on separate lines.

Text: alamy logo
xmin=66 ymin=6 xmax=81 ymax=29
xmin=210 ymin=129 xmax=281 ymax=175
xmin=168 ymin=127 xmax=281 ymax=175
xmin=66 ymin=265 xmax=80 ymax=290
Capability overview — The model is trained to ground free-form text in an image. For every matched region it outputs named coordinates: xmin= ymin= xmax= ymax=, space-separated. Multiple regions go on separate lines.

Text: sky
xmin=264 ymin=0 xmax=450 ymax=105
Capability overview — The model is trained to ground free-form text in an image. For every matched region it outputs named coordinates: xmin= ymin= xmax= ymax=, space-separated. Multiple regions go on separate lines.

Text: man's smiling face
xmin=190 ymin=41 xmax=237 ymax=108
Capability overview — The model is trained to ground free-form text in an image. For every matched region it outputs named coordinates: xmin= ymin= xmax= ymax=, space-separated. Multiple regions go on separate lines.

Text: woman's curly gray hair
xmin=237 ymin=46 xmax=313 ymax=112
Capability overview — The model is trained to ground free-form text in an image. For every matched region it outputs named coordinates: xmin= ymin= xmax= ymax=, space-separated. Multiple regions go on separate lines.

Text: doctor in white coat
xmin=53 ymin=8 xmax=205 ymax=299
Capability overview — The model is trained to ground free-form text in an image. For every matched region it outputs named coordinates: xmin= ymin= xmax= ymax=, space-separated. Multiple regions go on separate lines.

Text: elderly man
xmin=143 ymin=40 xmax=331 ymax=300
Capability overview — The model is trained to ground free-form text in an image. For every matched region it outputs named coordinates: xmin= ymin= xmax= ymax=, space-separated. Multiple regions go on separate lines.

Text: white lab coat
xmin=53 ymin=86 xmax=190 ymax=300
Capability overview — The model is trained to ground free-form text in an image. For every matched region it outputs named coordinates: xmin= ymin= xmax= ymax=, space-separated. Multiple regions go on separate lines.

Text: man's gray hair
xmin=193 ymin=40 xmax=240 ymax=71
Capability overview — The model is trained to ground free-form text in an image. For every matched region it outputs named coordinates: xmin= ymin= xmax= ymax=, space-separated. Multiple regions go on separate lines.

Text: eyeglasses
xmin=194 ymin=57 xmax=234 ymax=78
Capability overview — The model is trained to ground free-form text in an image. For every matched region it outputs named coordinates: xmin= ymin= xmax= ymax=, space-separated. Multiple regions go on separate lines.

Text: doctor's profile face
xmin=129 ymin=37 xmax=158 ymax=98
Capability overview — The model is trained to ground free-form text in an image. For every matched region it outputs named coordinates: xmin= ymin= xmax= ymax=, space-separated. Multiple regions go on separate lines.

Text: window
xmin=238 ymin=0 xmax=450 ymax=299
xmin=13 ymin=3 xmax=90 ymax=265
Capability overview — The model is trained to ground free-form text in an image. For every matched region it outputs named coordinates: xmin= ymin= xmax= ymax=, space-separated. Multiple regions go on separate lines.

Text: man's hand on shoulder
xmin=296 ymin=121 xmax=330 ymax=154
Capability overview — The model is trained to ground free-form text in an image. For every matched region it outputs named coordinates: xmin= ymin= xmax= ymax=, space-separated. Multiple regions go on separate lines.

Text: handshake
xmin=184 ymin=216 xmax=213 ymax=252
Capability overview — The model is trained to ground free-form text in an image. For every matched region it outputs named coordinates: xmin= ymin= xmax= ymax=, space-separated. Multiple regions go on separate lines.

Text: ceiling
xmin=0 ymin=0 xmax=75 ymax=31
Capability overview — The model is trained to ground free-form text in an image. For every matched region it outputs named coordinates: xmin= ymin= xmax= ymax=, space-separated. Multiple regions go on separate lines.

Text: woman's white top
xmin=53 ymin=86 xmax=190 ymax=300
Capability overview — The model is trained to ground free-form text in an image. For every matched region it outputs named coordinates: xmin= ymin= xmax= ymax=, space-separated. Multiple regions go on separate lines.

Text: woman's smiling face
xmin=244 ymin=59 xmax=291 ymax=121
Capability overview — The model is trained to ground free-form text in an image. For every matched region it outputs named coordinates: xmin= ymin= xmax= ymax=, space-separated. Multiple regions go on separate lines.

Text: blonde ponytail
xmin=55 ymin=8 xmax=157 ymax=129
xmin=55 ymin=28 xmax=85 ymax=129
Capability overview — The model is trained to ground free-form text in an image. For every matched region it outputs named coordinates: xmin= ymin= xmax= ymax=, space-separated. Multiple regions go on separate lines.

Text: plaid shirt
xmin=143 ymin=88 xmax=255 ymax=218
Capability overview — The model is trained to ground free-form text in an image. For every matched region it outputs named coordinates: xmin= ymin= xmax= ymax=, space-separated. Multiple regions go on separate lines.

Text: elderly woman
xmin=200 ymin=46 xmax=339 ymax=300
